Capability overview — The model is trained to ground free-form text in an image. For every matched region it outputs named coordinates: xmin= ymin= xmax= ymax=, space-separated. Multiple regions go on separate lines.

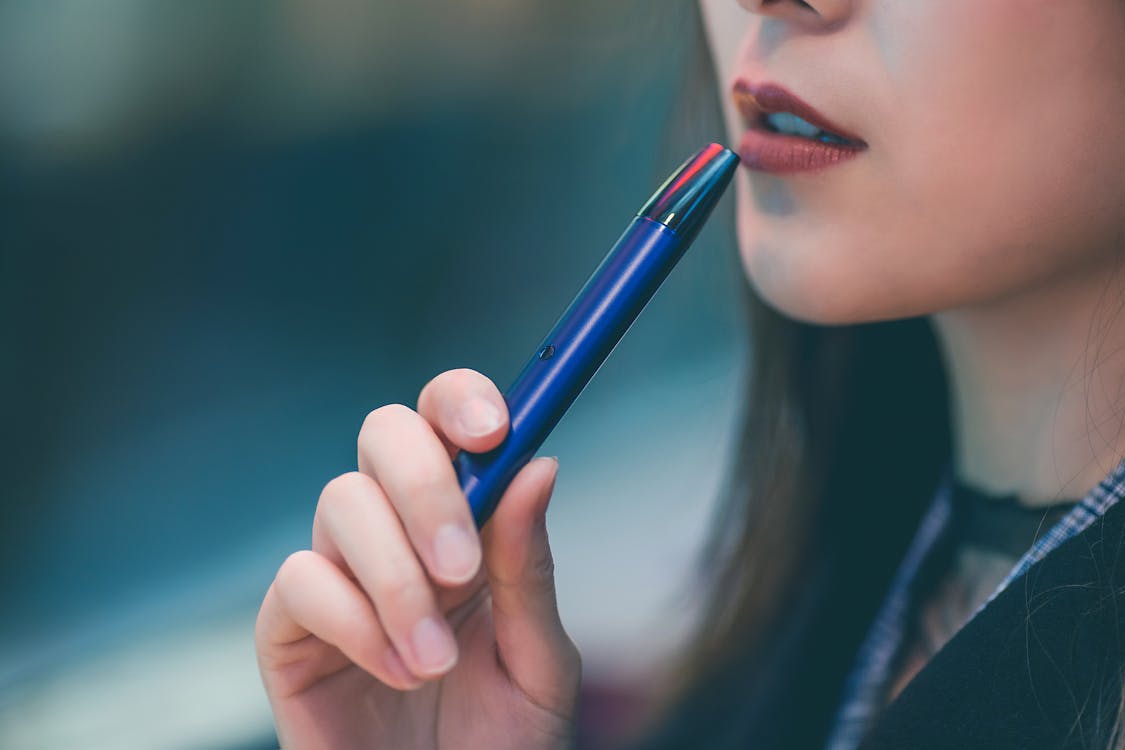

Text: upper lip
xmin=733 ymin=79 xmax=866 ymax=146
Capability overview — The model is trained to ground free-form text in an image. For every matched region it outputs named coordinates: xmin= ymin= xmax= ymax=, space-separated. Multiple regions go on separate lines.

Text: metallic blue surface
xmin=456 ymin=144 xmax=739 ymax=527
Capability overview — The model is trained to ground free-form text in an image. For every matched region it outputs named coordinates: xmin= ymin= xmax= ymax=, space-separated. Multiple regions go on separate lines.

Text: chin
xmin=733 ymin=185 xmax=904 ymax=326
xmin=737 ymin=234 xmax=882 ymax=326
xmin=750 ymin=277 xmax=877 ymax=327
xmin=739 ymin=241 xmax=951 ymax=327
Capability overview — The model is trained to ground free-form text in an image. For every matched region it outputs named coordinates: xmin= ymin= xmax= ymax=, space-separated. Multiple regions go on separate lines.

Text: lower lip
xmin=738 ymin=128 xmax=866 ymax=174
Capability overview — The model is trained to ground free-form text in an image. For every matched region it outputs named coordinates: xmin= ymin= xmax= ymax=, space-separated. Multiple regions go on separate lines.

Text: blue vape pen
xmin=455 ymin=143 xmax=740 ymax=527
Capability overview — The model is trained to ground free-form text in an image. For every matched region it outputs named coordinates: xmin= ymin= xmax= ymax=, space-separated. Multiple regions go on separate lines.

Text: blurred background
xmin=0 ymin=1 xmax=749 ymax=748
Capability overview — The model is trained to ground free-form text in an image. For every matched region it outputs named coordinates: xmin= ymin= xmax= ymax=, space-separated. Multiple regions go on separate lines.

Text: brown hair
xmin=631 ymin=275 xmax=952 ymax=747
xmin=628 ymin=8 xmax=952 ymax=745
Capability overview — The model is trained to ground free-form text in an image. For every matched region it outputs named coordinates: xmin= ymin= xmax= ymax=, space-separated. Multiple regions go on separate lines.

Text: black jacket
xmin=861 ymin=491 xmax=1125 ymax=749
xmin=635 ymin=479 xmax=1125 ymax=750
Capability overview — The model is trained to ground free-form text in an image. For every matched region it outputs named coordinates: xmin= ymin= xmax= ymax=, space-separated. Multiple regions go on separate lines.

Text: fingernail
xmin=383 ymin=647 xmax=422 ymax=689
xmin=412 ymin=617 xmax=458 ymax=674
xmin=433 ymin=523 xmax=481 ymax=582
xmin=458 ymin=399 xmax=504 ymax=437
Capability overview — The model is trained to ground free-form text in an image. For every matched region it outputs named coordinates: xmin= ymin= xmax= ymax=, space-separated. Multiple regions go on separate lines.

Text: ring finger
xmin=313 ymin=471 xmax=461 ymax=679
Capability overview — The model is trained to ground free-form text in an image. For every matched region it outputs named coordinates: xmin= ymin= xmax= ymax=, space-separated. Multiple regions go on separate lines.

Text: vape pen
xmin=455 ymin=143 xmax=739 ymax=527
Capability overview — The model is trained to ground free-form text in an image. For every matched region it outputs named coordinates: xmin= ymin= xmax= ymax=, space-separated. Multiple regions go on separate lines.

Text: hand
xmin=255 ymin=368 xmax=581 ymax=749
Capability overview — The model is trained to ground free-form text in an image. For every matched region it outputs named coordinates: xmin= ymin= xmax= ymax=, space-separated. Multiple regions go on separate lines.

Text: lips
xmin=733 ymin=80 xmax=866 ymax=146
xmin=732 ymin=80 xmax=867 ymax=174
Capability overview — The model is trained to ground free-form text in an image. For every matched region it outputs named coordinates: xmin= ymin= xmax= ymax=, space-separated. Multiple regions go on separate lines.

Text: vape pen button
xmin=538 ymin=344 xmax=555 ymax=361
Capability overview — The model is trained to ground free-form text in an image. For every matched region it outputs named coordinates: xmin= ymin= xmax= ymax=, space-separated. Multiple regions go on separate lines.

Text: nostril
xmin=752 ymin=0 xmax=847 ymax=25
xmin=763 ymin=0 xmax=817 ymax=12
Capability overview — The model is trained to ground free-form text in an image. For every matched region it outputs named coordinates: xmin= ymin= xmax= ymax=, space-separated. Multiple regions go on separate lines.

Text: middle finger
xmin=358 ymin=404 xmax=482 ymax=586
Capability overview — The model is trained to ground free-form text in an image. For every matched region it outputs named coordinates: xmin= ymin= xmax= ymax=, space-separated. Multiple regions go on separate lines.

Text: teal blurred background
xmin=0 ymin=2 xmax=747 ymax=748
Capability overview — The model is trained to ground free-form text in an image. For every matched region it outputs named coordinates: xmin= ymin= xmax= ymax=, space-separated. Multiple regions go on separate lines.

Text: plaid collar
xmin=823 ymin=453 xmax=1125 ymax=750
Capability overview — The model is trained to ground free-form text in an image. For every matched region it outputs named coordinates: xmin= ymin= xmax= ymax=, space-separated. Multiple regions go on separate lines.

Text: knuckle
xmin=490 ymin=547 xmax=557 ymax=594
xmin=337 ymin=611 xmax=382 ymax=651
xmin=321 ymin=471 xmax=370 ymax=503
xmin=360 ymin=403 xmax=415 ymax=441
xmin=530 ymin=550 xmax=557 ymax=586
xmin=316 ymin=471 xmax=371 ymax=520
xmin=275 ymin=550 xmax=318 ymax=594
xmin=373 ymin=563 xmax=426 ymax=609
xmin=398 ymin=466 xmax=453 ymax=501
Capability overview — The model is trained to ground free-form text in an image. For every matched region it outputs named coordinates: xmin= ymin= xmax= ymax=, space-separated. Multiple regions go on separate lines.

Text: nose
xmin=739 ymin=0 xmax=852 ymax=26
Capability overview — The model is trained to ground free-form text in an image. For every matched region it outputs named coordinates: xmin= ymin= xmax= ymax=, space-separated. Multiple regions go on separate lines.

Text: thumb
xmin=482 ymin=456 xmax=580 ymax=710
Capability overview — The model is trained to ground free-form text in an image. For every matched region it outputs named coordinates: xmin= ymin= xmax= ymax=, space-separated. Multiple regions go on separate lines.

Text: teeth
xmin=765 ymin=111 xmax=822 ymax=138
xmin=764 ymin=111 xmax=853 ymax=145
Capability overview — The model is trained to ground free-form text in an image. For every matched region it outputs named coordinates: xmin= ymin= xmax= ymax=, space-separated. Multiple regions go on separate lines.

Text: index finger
xmin=417 ymin=368 xmax=509 ymax=459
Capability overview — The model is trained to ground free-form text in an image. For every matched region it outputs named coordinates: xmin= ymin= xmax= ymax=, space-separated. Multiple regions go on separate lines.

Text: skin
xmin=702 ymin=0 xmax=1125 ymax=502
xmin=256 ymin=1 xmax=1125 ymax=746
xmin=255 ymin=373 xmax=580 ymax=749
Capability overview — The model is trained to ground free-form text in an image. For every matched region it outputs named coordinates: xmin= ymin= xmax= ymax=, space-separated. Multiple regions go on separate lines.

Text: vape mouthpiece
xmin=638 ymin=143 xmax=740 ymax=242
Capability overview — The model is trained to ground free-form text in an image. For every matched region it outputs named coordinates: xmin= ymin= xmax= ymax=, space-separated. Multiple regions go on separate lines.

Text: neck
xmin=930 ymin=256 xmax=1125 ymax=507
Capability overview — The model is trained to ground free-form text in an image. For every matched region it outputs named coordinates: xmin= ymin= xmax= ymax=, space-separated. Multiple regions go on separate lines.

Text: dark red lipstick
xmin=733 ymin=80 xmax=867 ymax=174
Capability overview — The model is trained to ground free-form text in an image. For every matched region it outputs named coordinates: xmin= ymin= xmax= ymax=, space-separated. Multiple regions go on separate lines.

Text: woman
xmin=254 ymin=1 xmax=1125 ymax=747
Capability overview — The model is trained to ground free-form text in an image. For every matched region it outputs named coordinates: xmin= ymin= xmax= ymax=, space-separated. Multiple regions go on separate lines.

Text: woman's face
xmin=700 ymin=0 xmax=1125 ymax=324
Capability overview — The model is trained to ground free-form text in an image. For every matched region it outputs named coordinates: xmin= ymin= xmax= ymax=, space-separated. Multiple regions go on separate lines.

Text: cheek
xmin=737 ymin=0 xmax=1125 ymax=324
xmin=885 ymin=1 xmax=1125 ymax=301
